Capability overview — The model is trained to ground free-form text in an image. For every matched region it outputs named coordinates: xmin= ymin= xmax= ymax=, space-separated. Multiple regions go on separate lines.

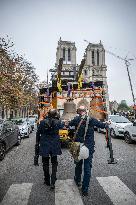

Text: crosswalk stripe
xmin=0 ymin=183 xmax=33 ymax=205
xmin=97 ymin=176 xmax=136 ymax=205
xmin=55 ymin=179 xmax=84 ymax=205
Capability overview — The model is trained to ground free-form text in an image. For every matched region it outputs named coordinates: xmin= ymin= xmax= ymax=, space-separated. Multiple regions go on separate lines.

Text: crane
xmin=105 ymin=50 xmax=136 ymax=113
xmin=84 ymin=39 xmax=136 ymax=116
xmin=76 ymin=57 xmax=86 ymax=89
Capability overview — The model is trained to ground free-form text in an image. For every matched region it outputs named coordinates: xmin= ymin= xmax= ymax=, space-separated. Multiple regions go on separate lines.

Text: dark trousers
xmin=74 ymin=154 xmax=93 ymax=192
xmin=42 ymin=155 xmax=58 ymax=185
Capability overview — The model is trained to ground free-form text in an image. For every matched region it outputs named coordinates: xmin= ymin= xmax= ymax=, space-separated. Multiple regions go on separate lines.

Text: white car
xmin=28 ymin=117 xmax=37 ymax=131
xmin=96 ymin=119 xmax=106 ymax=134
xmin=123 ymin=120 xmax=136 ymax=143
xmin=28 ymin=115 xmax=38 ymax=121
xmin=109 ymin=115 xmax=133 ymax=138
xmin=12 ymin=118 xmax=31 ymax=138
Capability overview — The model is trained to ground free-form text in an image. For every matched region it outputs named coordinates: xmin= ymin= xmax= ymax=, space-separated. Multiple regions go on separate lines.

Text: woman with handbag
xmin=68 ymin=105 xmax=109 ymax=196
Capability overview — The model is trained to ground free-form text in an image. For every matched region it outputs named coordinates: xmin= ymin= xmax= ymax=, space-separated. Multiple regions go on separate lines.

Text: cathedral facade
xmin=50 ymin=38 xmax=109 ymax=113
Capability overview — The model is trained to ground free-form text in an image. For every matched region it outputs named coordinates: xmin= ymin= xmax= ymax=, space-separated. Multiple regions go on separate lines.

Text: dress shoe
xmin=82 ymin=191 xmax=88 ymax=196
xmin=50 ymin=184 xmax=55 ymax=190
xmin=44 ymin=180 xmax=50 ymax=186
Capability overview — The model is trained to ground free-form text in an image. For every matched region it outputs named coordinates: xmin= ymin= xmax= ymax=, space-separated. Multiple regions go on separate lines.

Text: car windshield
xmin=109 ymin=115 xmax=131 ymax=123
xmin=29 ymin=115 xmax=37 ymax=119
xmin=29 ymin=118 xmax=35 ymax=121
xmin=29 ymin=119 xmax=35 ymax=124
xmin=12 ymin=119 xmax=26 ymax=125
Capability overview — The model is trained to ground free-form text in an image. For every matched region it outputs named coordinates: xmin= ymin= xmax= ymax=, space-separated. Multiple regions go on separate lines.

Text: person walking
xmin=34 ymin=109 xmax=64 ymax=189
xmin=68 ymin=105 xmax=110 ymax=196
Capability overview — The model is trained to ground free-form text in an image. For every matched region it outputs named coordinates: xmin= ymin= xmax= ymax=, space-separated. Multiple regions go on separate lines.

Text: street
xmin=0 ymin=130 xmax=136 ymax=205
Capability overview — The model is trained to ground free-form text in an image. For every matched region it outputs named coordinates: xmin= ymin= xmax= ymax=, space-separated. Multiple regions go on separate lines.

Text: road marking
xmin=55 ymin=179 xmax=84 ymax=205
xmin=97 ymin=176 xmax=136 ymax=205
xmin=0 ymin=183 xmax=33 ymax=205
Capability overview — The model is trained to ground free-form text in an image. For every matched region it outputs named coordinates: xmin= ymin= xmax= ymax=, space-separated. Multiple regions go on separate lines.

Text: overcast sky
xmin=0 ymin=0 xmax=136 ymax=105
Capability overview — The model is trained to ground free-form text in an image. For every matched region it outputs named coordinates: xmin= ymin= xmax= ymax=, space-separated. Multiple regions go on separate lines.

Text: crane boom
xmin=105 ymin=49 xmax=125 ymax=61
xmin=84 ymin=39 xmax=136 ymax=116
xmin=57 ymin=58 xmax=63 ymax=80
xmin=75 ymin=58 xmax=86 ymax=82
xmin=105 ymin=49 xmax=135 ymax=106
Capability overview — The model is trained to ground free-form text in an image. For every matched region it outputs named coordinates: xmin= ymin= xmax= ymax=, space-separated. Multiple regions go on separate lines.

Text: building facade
xmin=50 ymin=38 xmax=110 ymax=114
xmin=50 ymin=37 xmax=78 ymax=82
xmin=84 ymin=41 xmax=109 ymax=112
xmin=109 ymin=100 xmax=119 ymax=114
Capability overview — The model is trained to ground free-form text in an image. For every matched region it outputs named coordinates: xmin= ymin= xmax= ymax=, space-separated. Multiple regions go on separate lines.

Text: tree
xmin=0 ymin=36 xmax=39 ymax=117
xmin=118 ymin=100 xmax=130 ymax=112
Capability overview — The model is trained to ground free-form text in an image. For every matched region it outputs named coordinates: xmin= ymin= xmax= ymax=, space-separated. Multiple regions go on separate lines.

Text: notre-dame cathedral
xmin=50 ymin=37 xmax=109 ymax=112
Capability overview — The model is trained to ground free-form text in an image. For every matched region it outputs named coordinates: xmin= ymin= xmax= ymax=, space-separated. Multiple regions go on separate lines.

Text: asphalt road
xmin=0 ymin=130 xmax=136 ymax=205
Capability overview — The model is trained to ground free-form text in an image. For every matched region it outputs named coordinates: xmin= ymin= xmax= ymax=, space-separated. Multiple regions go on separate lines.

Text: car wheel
xmin=0 ymin=143 xmax=6 ymax=161
xmin=16 ymin=135 xmax=21 ymax=146
xmin=110 ymin=128 xmax=116 ymax=138
xmin=30 ymin=127 xmax=32 ymax=133
xmin=29 ymin=128 xmax=31 ymax=134
xmin=124 ymin=132 xmax=133 ymax=144
xmin=27 ymin=129 xmax=30 ymax=138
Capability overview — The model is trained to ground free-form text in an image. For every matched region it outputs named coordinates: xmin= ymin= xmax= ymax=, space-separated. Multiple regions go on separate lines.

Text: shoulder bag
xmin=69 ymin=116 xmax=90 ymax=162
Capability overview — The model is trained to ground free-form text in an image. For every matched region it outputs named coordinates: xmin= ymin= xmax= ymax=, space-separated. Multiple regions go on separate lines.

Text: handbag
xmin=78 ymin=116 xmax=90 ymax=161
xmin=69 ymin=116 xmax=90 ymax=162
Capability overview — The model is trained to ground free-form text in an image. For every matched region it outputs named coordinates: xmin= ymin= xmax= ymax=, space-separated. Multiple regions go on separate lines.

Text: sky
xmin=0 ymin=0 xmax=136 ymax=105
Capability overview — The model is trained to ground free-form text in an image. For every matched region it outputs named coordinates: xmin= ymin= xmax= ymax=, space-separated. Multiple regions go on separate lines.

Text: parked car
xmin=28 ymin=117 xmax=36 ymax=131
xmin=11 ymin=118 xmax=32 ymax=138
xmin=123 ymin=120 xmax=136 ymax=143
xmin=109 ymin=115 xmax=132 ymax=138
xmin=97 ymin=126 xmax=106 ymax=134
xmin=25 ymin=118 xmax=33 ymax=133
xmin=28 ymin=114 xmax=38 ymax=121
xmin=96 ymin=119 xmax=106 ymax=134
xmin=0 ymin=119 xmax=3 ymax=130
xmin=0 ymin=119 xmax=21 ymax=161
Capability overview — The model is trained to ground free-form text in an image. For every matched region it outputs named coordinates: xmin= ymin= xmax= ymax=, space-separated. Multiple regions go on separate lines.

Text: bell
xmin=61 ymin=100 xmax=77 ymax=121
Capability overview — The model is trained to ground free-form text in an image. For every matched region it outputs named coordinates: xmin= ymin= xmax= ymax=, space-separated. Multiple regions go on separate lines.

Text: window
xmin=63 ymin=48 xmax=65 ymax=61
xmin=64 ymin=72 xmax=69 ymax=75
xmin=109 ymin=115 xmax=131 ymax=123
xmin=97 ymin=50 xmax=99 ymax=66
xmin=69 ymin=72 xmax=74 ymax=75
xmin=68 ymin=48 xmax=71 ymax=61
xmin=84 ymin=70 xmax=88 ymax=76
xmin=92 ymin=50 xmax=95 ymax=65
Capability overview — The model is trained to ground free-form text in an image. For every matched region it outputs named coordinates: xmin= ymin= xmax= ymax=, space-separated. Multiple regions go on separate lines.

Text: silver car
xmin=109 ymin=115 xmax=132 ymax=138
xmin=124 ymin=120 xmax=136 ymax=143
xmin=0 ymin=119 xmax=21 ymax=160
xmin=12 ymin=118 xmax=32 ymax=138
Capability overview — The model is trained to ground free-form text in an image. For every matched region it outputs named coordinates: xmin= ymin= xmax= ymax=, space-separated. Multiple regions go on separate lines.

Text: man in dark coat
xmin=68 ymin=105 xmax=109 ymax=196
xmin=35 ymin=109 xmax=64 ymax=189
